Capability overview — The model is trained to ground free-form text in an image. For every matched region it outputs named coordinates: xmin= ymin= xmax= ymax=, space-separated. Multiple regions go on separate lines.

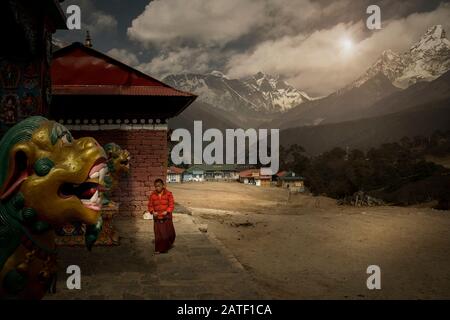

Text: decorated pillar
xmin=0 ymin=0 xmax=66 ymax=136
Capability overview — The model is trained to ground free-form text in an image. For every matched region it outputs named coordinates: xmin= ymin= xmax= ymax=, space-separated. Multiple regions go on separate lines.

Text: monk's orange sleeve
xmin=167 ymin=192 xmax=175 ymax=213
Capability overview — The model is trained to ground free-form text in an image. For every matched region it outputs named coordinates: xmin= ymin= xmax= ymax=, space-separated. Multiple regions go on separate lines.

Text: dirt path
xmin=170 ymin=182 xmax=450 ymax=299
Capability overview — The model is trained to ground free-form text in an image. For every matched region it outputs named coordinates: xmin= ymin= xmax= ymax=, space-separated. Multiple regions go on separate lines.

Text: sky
xmin=55 ymin=0 xmax=450 ymax=96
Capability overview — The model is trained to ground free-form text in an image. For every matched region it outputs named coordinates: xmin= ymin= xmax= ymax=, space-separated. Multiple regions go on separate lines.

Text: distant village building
xmin=275 ymin=171 xmax=287 ymax=181
xmin=277 ymin=171 xmax=305 ymax=193
xmin=167 ymin=166 xmax=185 ymax=183
xmin=183 ymin=166 xmax=204 ymax=182
xmin=183 ymin=164 xmax=240 ymax=182
xmin=239 ymin=169 xmax=272 ymax=187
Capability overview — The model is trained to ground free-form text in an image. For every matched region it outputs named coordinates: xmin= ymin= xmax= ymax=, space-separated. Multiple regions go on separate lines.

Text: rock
xmin=338 ymin=191 xmax=385 ymax=207
xmin=230 ymin=221 xmax=255 ymax=228
xmin=198 ymin=224 xmax=208 ymax=233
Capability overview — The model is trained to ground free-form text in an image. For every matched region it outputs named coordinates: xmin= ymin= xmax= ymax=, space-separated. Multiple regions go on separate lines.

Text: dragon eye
xmin=61 ymin=133 xmax=73 ymax=145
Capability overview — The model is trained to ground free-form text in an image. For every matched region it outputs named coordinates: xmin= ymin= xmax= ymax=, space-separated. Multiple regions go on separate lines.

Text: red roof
xmin=239 ymin=169 xmax=258 ymax=178
xmin=276 ymin=171 xmax=288 ymax=177
xmin=239 ymin=169 xmax=271 ymax=179
xmin=168 ymin=166 xmax=185 ymax=174
xmin=51 ymin=43 xmax=197 ymax=99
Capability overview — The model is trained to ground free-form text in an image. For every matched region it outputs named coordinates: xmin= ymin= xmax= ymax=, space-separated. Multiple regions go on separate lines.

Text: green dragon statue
xmin=0 ymin=116 xmax=107 ymax=299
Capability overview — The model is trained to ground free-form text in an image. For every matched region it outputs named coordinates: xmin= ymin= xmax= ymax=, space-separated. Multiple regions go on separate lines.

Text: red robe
xmin=148 ymin=189 xmax=176 ymax=252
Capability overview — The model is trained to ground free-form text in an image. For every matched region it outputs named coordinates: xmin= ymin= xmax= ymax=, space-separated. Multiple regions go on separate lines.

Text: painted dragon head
xmin=104 ymin=143 xmax=130 ymax=178
xmin=0 ymin=116 xmax=108 ymax=227
xmin=103 ymin=143 xmax=130 ymax=195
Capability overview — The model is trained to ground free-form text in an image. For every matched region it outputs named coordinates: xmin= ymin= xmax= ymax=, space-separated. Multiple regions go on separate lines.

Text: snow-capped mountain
xmin=343 ymin=25 xmax=450 ymax=92
xmin=163 ymin=71 xmax=312 ymax=114
xmin=396 ymin=25 xmax=450 ymax=88
xmin=242 ymin=72 xmax=313 ymax=112
xmin=346 ymin=50 xmax=407 ymax=90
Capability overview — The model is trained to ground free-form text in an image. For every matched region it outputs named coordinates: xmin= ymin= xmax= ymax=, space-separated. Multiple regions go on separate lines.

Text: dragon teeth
xmin=91 ymin=190 xmax=99 ymax=203
xmin=99 ymin=167 xmax=107 ymax=184
xmin=81 ymin=190 xmax=102 ymax=207
xmin=89 ymin=164 xmax=108 ymax=182
xmin=90 ymin=171 xmax=100 ymax=179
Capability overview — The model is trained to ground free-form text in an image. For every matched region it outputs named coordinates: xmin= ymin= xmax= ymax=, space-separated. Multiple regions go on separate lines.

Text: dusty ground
xmin=47 ymin=215 xmax=265 ymax=300
xmin=169 ymin=182 xmax=450 ymax=299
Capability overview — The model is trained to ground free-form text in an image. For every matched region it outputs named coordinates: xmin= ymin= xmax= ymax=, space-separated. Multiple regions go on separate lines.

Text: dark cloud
xmin=55 ymin=0 xmax=450 ymax=95
xmin=55 ymin=0 xmax=148 ymax=53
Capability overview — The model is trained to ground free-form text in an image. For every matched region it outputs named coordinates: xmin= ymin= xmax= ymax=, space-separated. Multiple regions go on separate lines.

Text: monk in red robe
xmin=148 ymin=179 xmax=176 ymax=253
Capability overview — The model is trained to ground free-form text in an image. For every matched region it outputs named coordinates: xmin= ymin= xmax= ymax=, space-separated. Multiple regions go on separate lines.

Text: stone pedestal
xmin=55 ymin=203 xmax=120 ymax=246
xmin=98 ymin=202 xmax=120 ymax=245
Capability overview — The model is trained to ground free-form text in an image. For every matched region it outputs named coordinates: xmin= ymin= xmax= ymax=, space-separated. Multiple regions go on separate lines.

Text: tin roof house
xmin=277 ymin=171 xmax=305 ymax=193
xmin=184 ymin=164 xmax=240 ymax=182
xmin=167 ymin=166 xmax=185 ymax=183
xmin=239 ymin=168 xmax=272 ymax=187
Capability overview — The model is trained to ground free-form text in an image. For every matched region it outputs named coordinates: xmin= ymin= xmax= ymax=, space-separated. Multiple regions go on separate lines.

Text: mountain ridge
xmin=264 ymin=72 xmax=401 ymax=129
xmin=279 ymin=69 xmax=450 ymax=155
xmin=265 ymin=25 xmax=450 ymax=131
xmin=163 ymin=71 xmax=312 ymax=115
xmin=342 ymin=25 xmax=450 ymax=93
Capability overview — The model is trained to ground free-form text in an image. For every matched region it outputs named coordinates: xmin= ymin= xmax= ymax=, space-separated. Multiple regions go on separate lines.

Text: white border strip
xmin=58 ymin=118 xmax=169 ymax=131
xmin=64 ymin=124 xmax=168 ymax=131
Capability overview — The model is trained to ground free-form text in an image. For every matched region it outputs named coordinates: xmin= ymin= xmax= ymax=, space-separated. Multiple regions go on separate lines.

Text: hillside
xmin=280 ymin=98 xmax=450 ymax=155
xmin=266 ymin=73 xmax=400 ymax=129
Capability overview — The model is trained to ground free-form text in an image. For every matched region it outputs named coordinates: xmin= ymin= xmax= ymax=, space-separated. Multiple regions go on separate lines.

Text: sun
xmin=341 ymin=38 xmax=354 ymax=52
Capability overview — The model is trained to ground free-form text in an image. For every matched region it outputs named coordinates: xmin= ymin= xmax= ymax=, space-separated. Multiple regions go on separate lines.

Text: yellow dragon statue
xmin=0 ymin=116 xmax=107 ymax=299
xmin=103 ymin=143 xmax=130 ymax=204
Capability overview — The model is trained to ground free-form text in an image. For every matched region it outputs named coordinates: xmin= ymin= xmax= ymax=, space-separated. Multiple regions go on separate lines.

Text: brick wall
xmin=74 ymin=129 xmax=168 ymax=217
